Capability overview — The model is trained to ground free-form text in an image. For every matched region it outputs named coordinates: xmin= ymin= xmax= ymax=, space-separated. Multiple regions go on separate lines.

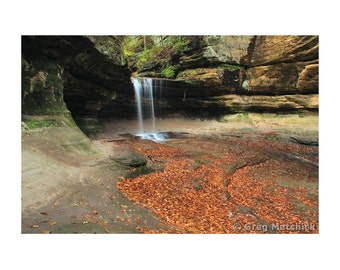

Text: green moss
xmin=22 ymin=56 xmax=67 ymax=116
xmin=46 ymin=74 xmax=63 ymax=90
xmin=31 ymin=79 xmax=45 ymax=92
xmin=240 ymin=112 xmax=249 ymax=117
xmin=61 ymin=140 xmax=92 ymax=153
xmin=219 ymin=63 xmax=242 ymax=70
xmin=25 ymin=119 xmax=65 ymax=129
xmin=22 ymin=93 xmax=68 ymax=115
xmin=78 ymin=125 xmax=102 ymax=136
xmin=275 ymin=112 xmax=282 ymax=118
xmin=265 ymin=136 xmax=278 ymax=141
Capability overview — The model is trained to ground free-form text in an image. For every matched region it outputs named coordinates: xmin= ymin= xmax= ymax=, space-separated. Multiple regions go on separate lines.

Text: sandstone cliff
xmin=175 ymin=36 xmax=318 ymax=115
xmin=128 ymin=35 xmax=318 ymax=116
xmin=22 ymin=36 xmax=132 ymax=134
xmin=22 ymin=35 xmax=319 ymax=135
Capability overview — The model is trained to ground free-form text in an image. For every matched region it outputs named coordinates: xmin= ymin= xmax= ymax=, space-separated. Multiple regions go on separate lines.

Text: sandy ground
xmin=99 ymin=113 xmax=318 ymax=144
xmin=21 ymin=127 xmax=174 ymax=233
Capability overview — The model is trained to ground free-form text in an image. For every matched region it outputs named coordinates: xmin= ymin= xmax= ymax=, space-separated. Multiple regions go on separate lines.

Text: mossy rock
xmin=24 ymin=119 xmax=65 ymax=129
xmin=111 ymin=151 xmax=147 ymax=168
xmin=22 ymin=112 xmax=78 ymax=130
xmin=22 ymin=57 xmax=67 ymax=116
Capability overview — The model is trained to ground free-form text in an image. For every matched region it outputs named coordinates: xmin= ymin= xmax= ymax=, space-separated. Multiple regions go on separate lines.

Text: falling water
xmin=131 ymin=77 xmax=167 ymax=142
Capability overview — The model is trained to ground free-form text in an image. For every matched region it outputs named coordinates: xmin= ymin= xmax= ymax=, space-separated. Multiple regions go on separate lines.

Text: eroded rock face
xmin=176 ymin=36 xmax=318 ymax=91
xmin=22 ymin=55 xmax=68 ymax=116
xmin=245 ymin=61 xmax=319 ymax=94
xmin=250 ymin=35 xmax=319 ymax=66
xmin=296 ymin=63 xmax=319 ymax=92
xmin=179 ymin=36 xmax=254 ymax=69
xmin=177 ymin=67 xmax=226 ymax=87
xmin=169 ymin=35 xmax=319 ymax=115
xmin=216 ymin=94 xmax=319 ymax=112
xmin=22 ymin=36 xmax=132 ymax=133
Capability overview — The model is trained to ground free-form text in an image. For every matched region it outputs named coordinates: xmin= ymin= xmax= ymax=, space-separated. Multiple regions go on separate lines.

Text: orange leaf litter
xmin=116 ymin=138 xmax=318 ymax=234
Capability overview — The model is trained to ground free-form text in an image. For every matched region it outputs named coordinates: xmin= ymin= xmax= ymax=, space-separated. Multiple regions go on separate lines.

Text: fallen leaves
xmin=116 ymin=136 xmax=318 ymax=234
xmin=116 ymin=216 xmax=125 ymax=222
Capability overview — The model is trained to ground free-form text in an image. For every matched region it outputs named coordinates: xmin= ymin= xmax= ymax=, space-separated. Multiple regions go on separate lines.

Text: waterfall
xmin=131 ymin=77 xmax=167 ymax=142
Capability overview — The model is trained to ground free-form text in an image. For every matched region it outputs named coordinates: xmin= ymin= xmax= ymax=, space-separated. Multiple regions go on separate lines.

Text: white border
xmin=1 ymin=0 xmax=338 ymax=269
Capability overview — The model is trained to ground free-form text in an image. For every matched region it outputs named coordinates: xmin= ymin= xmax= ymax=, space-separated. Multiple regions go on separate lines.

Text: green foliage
xmin=122 ymin=36 xmax=139 ymax=61
xmin=122 ymin=35 xmax=191 ymax=73
xmin=172 ymin=36 xmax=189 ymax=52
xmin=123 ymin=47 xmax=135 ymax=58
xmin=136 ymin=47 xmax=161 ymax=70
xmin=161 ymin=65 xmax=176 ymax=78
xmin=136 ymin=50 xmax=149 ymax=70
xmin=122 ymin=36 xmax=144 ymax=53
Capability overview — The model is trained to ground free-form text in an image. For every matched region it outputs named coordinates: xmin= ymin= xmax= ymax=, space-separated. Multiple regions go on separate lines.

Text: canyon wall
xmin=22 ymin=35 xmax=318 ymax=135
xmin=158 ymin=35 xmax=318 ymax=116
xmin=22 ymin=36 xmax=132 ymax=134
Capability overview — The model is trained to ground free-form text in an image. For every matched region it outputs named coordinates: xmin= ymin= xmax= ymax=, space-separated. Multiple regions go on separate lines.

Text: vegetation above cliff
xmin=122 ymin=35 xmax=193 ymax=78
xmin=122 ymin=35 xmax=246 ymax=79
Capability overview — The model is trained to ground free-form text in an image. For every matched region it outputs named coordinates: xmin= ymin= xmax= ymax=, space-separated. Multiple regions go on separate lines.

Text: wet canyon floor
xmin=114 ymin=133 xmax=318 ymax=233
xmin=22 ymin=114 xmax=318 ymax=234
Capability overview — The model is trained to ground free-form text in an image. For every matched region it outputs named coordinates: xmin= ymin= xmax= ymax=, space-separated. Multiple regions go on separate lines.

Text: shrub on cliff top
xmin=161 ymin=65 xmax=176 ymax=79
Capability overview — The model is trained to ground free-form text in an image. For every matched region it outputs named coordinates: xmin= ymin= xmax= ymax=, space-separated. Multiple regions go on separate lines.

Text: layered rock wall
xmin=162 ymin=35 xmax=319 ymax=116
xmin=22 ymin=35 xmax=319 ymax=134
